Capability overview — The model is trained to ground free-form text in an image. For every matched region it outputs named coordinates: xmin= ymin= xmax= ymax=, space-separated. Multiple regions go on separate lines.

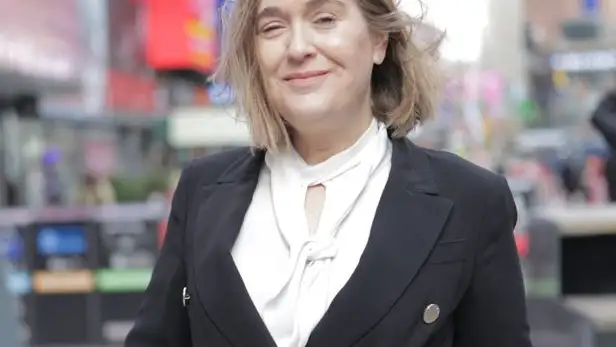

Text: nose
xmin=287 ymin=25 xmax=316 ymax=62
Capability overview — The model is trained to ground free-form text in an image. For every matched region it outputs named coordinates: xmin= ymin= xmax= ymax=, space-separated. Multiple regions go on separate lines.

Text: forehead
xmin=257 ymin=0 xmax=348 ymax=12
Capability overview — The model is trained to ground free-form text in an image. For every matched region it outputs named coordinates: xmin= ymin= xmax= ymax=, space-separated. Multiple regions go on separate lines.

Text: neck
xmin=292 ymin=111 xmax=373 ymax=165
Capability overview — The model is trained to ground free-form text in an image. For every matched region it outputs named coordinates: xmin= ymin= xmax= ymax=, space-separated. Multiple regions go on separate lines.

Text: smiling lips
xmin=283 ymin=70 xmax=329 ymax=87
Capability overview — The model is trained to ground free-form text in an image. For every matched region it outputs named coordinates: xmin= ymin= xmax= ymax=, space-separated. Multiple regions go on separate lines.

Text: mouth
xmin=283 ymin=70 xmax=330 ymax=88
xmin=283 ymin=70 xmax=330 ymax=82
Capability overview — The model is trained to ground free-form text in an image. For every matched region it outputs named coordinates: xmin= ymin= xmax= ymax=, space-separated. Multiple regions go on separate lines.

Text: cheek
xmin=318 ymin=28 xmax=374 ymax=69
xmin=256 ymin=43 xmax=280 ymax=80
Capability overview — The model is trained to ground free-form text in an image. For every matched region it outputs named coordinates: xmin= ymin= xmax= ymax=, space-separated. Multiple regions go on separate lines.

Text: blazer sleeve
xmin=124 ymin=167 xmax=193 ymax=347
xmin=453 ymin=176 xmax=532 ymax=347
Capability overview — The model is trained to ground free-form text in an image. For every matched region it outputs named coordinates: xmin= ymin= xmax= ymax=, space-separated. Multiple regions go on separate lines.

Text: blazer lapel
xmin=307 ymin=138 xmax=454 ymax=347
xmin=192 ymin=150 xmax=277 ymax=347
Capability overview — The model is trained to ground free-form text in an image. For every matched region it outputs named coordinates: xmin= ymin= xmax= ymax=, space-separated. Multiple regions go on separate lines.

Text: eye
xmin=263 ymin=25 xmax=284 ymax=33
xmin=314 ymin=14 xmax=336 ymax=26
xmin=259 ymin=22 xmax=286 ymax=37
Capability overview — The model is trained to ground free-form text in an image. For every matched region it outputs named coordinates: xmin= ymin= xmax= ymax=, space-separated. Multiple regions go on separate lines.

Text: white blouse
xmin=231 ymin=119 xmax=392 ymax=347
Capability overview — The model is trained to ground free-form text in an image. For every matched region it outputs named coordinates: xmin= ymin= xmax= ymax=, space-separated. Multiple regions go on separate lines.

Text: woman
xmin=125 ymin=0 xmax=531 ymax=346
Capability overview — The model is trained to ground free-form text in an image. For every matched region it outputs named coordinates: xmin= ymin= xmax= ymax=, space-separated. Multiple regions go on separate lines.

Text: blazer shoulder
xmin=182 ymin=147 xmax=254 ymax=187
xmin=422 ymin=148 xmax=508 ymax=196
xmin=421 ymin=148 xmax=517 ymax=241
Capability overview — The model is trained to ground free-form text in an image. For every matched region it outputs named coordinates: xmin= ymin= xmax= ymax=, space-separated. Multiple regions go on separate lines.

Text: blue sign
xmin=36 ymin=225 xmax=87 ymax=256
xmin=582 ymin=0 xmax=599 ymax=15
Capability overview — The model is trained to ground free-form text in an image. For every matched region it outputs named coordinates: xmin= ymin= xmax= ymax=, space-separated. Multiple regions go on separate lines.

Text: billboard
xmin=144 ymin=0 xmax=218 ymax=72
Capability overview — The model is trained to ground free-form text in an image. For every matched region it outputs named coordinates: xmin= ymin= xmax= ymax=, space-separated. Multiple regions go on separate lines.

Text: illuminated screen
xmin=36 ymin=225 xmax=87 ymax=256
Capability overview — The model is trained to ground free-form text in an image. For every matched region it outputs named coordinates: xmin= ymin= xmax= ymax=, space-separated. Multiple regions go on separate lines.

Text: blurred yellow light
xmin=552 ymin=70 xmax=569 ymax=89
xmin=185 ymin=21 xmax=214 ymax=38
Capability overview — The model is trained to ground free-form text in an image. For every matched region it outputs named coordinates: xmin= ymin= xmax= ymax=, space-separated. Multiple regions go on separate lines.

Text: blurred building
xmin=482 ymin=0 xmax=527 ymax=93
xmin=526 ymin=0 xmax=616 ymax=48
xmin=525 ymin=0 xmax=616 ymax=126
xmin=0 ymin=0 xmax=175 ymax=207
xmin=0 ymin=0 xmax=85 ymax=206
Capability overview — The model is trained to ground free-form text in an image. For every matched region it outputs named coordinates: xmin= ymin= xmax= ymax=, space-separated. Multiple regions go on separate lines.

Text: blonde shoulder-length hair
xmin=214 ymin=0 xmax=441 ymax=152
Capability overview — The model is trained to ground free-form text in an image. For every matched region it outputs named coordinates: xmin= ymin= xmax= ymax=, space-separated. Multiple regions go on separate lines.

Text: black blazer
xmin=125 ymin=138 xmax=531 ymax=347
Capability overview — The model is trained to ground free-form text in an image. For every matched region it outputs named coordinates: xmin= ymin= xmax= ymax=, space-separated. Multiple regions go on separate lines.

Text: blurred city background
xmin=0 ymin=0 xmax=615 ymax=346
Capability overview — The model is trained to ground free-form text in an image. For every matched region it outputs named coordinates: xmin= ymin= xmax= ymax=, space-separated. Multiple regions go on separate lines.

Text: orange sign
xmin=32 ymin=271 xmax=95 ymax=294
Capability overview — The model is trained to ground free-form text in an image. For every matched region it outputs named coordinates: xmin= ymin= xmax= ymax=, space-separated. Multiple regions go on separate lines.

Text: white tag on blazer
xmin=182 ymin=287 xmax=191 ymax=307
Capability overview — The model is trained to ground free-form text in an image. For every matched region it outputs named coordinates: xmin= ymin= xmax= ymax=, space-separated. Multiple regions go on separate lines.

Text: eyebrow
xmin=256 ymin=0 xmax=346 ymax=22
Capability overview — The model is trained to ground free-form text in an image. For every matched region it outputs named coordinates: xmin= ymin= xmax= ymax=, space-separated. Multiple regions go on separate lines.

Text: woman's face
xmin=255 ymin=0 xmax=387 ymax=132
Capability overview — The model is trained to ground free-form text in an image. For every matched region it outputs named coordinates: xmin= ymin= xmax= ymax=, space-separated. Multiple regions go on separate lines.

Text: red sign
xmin=144 ymin=0 xmax=217 ymax=71
xmin=106 ymin=69 xmax=159 ymax=114
xmin=515 ymin=233 xmax=529 ymax=258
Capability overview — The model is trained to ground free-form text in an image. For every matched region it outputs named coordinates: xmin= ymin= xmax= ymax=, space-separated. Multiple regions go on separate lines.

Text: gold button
xmin=423 ymin=304 xmax=440 ymax=324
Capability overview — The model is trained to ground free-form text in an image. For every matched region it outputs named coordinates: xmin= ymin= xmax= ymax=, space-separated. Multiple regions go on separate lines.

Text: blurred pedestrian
xmin=126 ymin=0 xmax=530 ymax=346
xmin=75 ymin=173 xmax=116 ymax=205
xmin=1 ymin=176 xmax=19 ymax=206
xmin=590 ymin=91 xmax=616 ymax=202
xmin=42 ymin=148 xmax=64 ymax=205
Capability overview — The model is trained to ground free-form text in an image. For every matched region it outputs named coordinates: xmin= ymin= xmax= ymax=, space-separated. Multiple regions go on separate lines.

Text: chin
xmin=283 ymin=104 xmax=333 ymax=126
xmin=276 ymin=94 xmax=330 ymax=117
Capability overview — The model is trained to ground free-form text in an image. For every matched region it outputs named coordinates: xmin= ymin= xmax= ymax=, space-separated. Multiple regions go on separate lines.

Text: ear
xmin=372 ymin=33 xmax=388 ymax=65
